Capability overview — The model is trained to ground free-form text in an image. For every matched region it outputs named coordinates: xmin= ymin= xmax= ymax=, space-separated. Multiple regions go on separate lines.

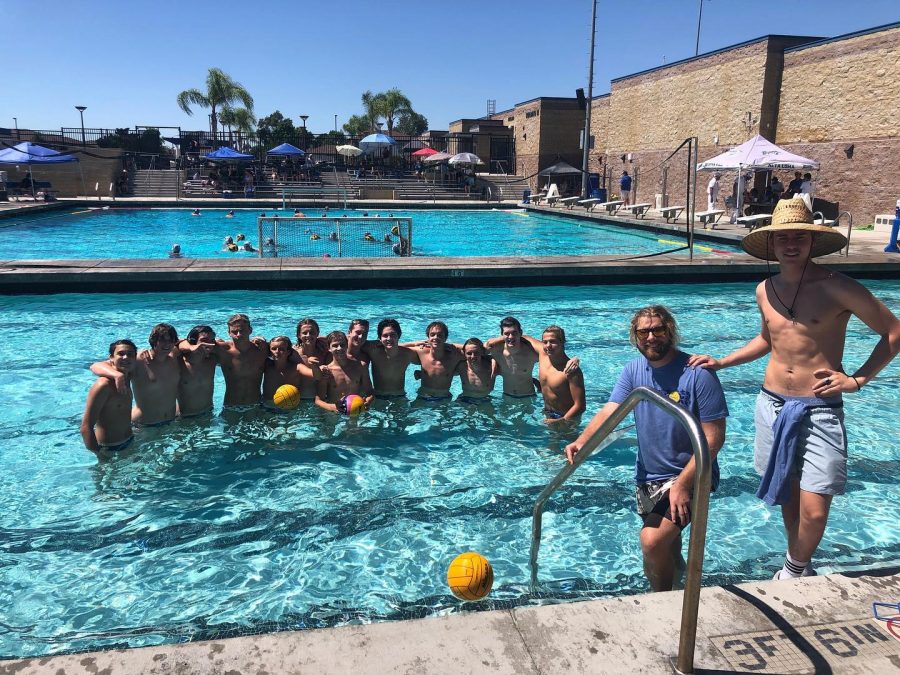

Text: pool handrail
xmin=529 ymin=386 xmax=711 ymax=675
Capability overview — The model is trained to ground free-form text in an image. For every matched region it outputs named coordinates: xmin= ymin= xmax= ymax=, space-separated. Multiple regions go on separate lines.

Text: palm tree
xmin=374 ymin=88 xmax=413 ymax=135
xmin=177 ymin=68 xmax=254 ymax=141
xmin=361 ymin=90 xmax=380 ymax=132
xmin=218 ymin=107 xmax=256 ymax=151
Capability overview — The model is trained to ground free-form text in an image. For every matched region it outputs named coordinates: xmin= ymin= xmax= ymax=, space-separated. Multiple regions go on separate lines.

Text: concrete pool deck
xmin=2 ymin=566 xmax=898 ymax=674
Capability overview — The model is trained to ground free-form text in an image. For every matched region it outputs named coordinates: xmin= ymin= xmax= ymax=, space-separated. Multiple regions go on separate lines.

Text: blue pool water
xmin=0 ymin=207 xmax=739 ymax=259
xmin=0 ymin=282 xmax=897 ymax=658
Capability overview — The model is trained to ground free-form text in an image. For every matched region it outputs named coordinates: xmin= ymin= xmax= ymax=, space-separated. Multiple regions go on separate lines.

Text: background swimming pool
xmin=0 ymin=207 xmax=738 ymax=259
xmin=0 ymin=281 xmax=897 ymax=658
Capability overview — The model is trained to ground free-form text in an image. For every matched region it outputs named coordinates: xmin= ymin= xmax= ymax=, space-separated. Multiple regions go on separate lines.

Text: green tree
xmin=319 ymin=130 xmax=347 ymax=145
xmin=343 ymin=114 xmax=371 ymax=137
xmin=374 ymin=88 xmax=414 ymax=135
xmin=395 ymin=110 xmax=428 ymax=136
xmin=256 ymin=111 xmax=296 ymax=147
xmin=176 ymin=67 xmax=254 ymax=140
xmin=361 ymin=90 xmax=379 ymax=131
xmin=219 ymin=107 xmax=256 ymax=150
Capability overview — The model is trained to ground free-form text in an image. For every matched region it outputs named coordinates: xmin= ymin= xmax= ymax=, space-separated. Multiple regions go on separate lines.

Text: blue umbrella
xmin=359 ymin=133 xmax=396 ymax=153
xmin=266 ymin=143 xmax=306 ymax=156
xmin=204 ymin=146 xmax=254 ymax=161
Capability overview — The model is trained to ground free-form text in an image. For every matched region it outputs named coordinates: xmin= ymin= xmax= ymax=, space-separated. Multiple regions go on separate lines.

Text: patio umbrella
xmin=411 ymin=147 xmax=439 ymax=157
xmin=359 ymin=133 xmax=396 ymax=153
xmin=448 ymin=152 xmax=483 ymax=165
xmin=422 ymin=151 xmax=452 ymax=163
xmin=266 ymin=143 xmax=305 ymax=156
xmin=336 ymin=145 xmax=363 ymax=157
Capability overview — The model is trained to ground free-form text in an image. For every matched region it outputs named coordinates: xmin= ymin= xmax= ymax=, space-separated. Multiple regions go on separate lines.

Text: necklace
xmin=768 ymin=256 xmax=810 ymax=322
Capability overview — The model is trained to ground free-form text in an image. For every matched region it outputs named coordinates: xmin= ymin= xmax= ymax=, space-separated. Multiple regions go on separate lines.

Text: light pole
xmin=13 ymin=117 xmax=18 ymax=140
xmin=695 ymin=0 xmax=704 ymax=56
xmin=334 ymin=114 xmax=338 ymax=132
xmin=75 ymin=106 xmax=87 ymax=146
xmin=299 ymin=115 xmax=309 ymax=148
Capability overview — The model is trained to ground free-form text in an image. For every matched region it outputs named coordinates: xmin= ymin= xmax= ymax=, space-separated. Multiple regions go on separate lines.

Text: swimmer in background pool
xmin=360 ymin=318 xmax=420 ymax=399
xmin=315 ymin=331 xmax=374 ymax=412
xmin=521 ymin=326 xmax=585 ymax=426
xmin=226 ymin=210 xmax=235 ymax=218
xmin=455 ymin=338 xmax=497 ymax=404
xmin=347 ymin=319 xmax=371 ymax=367
xmin=91 ymin=323 xmax=180 ymax=427
xmin=81 ymin=339 xmax=137 ymax=456
xmin=169 ymin=244 xmax=182 ymax=258
xmin=192 ymin=209 xmax=201 ymax=216
xmin=262 ymin=336 xmax=321 ymax=409
xmin=295 ymin=318 xmax=332 ymax=400
xmin=241 ymin=242 xmax=256 ymax=253
xmin=409 ymin=321 xmax=464 ymax=402
xmin=176 ymin=325 xmax=218 ymax=417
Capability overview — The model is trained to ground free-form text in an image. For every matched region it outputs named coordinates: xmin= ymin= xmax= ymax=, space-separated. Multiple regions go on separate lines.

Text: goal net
xmin=256 ymin=216 xmax=413 ymax=258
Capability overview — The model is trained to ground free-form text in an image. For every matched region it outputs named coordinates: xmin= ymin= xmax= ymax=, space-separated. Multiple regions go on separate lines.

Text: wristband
xmin=851 ymin=376 xmax=862 ymax=391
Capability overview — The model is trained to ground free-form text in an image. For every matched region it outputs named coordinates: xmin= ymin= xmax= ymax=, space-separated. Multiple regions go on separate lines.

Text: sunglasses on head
xmin=635 ymin=326 xmax=667 ymax=339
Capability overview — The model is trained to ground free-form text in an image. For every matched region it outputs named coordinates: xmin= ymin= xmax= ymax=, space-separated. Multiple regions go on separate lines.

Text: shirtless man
xmin=347 ymin=319 xmax=371 ymax=367
xmin=92 ymin=323 xmax=180 ymax=426
xmin=177 ymin=325 xmax=218 ymax=417
xmin=315 ymin=331 xmax=374 ymax=412
xmin=295 ymin=318 xmax=331 ymax=400
xmin=414 ymin=321 xmax=464 ymax=402
xmin=360 ymin=318 xmax=420 ymax=399
xmin=81 ymin=340 xmax=137 ymax=455
xmin=689 ymin=198 xmax=900 ymax=580
xmin=485 ymin=317 xmax=540 ymax=398
xmin=215 ymin=314 xmax=269 ymax=410
xmin=523 ymin=326 xmax=586 ymax=426
xmin=455 ymin=338 xmax=497 ymax=404
xmin=262 ymin=336 xmax=321 ymax=409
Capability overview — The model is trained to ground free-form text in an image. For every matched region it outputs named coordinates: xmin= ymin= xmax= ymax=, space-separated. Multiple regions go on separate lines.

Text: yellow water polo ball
xmin=447 ymin=551 xmax=493 ymax=601
xmin=273 ymin=384 xmax=301 ymax=410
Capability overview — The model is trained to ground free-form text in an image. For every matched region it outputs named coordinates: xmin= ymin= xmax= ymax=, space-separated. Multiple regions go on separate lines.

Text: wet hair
xmin=542 ymin=325 xmax=566 ymax=344
xmin=500 ymin=316 xmax=522 ymax=333
xmin=148 ymin=323 xmax=177 ymax=348
xmin=325 ymin=330 xmax=348 ymax=348
xmin=227 ymin=313 xmax=251 ymax=328
xmin=629 ymin=305 xmax=680 ymax=347
xmin=109 ymin=339 xmax=137 ymax=356
xmin=296 ymin=318 xmax=320 ymax=340
xmin=378 ymin=318 xmax=401 ymax=338
xmin=462 ymin=337 xmax=486 ymax=354
xmin=426 ymin=321 xmax=449 ymax=339
xmin=349 ymin=319 xmax=370 ymax=333
xmin=186 ymin=325 xmax=215 ymax=345
xmin=270 ymin=335 xmax=292 ymax=349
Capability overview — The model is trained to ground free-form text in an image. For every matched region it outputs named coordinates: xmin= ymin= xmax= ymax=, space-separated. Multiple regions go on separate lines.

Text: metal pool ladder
xmin=529 ymin=386 xmax=711 ymax=675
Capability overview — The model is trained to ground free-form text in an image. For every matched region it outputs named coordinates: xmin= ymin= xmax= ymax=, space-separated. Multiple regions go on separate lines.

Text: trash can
xmin=591 ymin=187 xmax=607 ymax=202
xmin=655 ymin=193 xmax=668 ymax=209
xmin=523 ymin=189 xmax=531 ymax=204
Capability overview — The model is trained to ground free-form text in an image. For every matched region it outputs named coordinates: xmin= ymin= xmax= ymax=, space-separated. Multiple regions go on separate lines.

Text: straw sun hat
xmin=740 ymin=197 xmax=847 ymax=261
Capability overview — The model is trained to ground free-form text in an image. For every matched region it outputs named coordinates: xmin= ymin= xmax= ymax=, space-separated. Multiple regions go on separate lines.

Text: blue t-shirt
xmin=620 ymin=174 xmax=632 ymax=192
xmin=609 ymin=351 xmax=728 ymax=488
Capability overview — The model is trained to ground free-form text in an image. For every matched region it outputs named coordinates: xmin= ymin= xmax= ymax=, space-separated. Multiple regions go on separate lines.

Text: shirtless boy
xmin=347 ymin=319 xmax=371 ymax=367
xmin=485 ymin=317 xmax=540 ymax=397
xmin=315 ymin=331 xmax=374 ymax=412
xmin=414 ymin=321 xmax=464 ymax=402
xmin=455 ymin=338 xmax=497 ymax=404
xmin=523 ymin=326 xmax=586 ymax=425
xmin=81 ymin=340 xmax=137 ymax=455
xmin=689 ymin=198 xmax=900 ymax=580
xmin=215 ymin=314 xmax=269 ymax=410
xmin=262 ymin=336 xmax=321 ymax=408
xmin=92 ymin=323 xmax=180 ymax=426
xmin=361 ymin=318 xmax=420 ymax=399
xmin=177 ymin=325 xmax=218 ymax=417
xmin=295 ymin=318 xmax=331 ymax=400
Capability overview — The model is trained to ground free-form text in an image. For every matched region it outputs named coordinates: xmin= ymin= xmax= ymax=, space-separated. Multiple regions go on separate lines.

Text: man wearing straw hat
xmin=690 ymin=197 xmax=900 ymax=580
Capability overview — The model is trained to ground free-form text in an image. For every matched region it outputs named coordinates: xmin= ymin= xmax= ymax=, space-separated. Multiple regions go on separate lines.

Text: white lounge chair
xmin=622 ymin=203 xmax=652 ymax=219
xmin=659 ymin=206 xmax=685 ymax=223
xmin=696 ymin=209 xmax=725 ymax=228
xmin=560 ymin=196 xmax=581 ymax=209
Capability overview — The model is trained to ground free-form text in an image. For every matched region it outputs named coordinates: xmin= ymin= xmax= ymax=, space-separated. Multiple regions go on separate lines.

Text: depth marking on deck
xmin=710 ymin=618 xmax=898 ymax=672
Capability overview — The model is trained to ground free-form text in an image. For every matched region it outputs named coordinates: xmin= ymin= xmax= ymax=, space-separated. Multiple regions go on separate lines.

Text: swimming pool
xmin=0 ymin=207 xmax=739 ymax=259
xmin=1 ymin=282 xmax=897 ymax=658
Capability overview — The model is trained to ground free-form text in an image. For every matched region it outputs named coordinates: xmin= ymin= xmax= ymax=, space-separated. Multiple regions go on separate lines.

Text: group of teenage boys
xmin=81 ymin=315 xmax=586 ymax=455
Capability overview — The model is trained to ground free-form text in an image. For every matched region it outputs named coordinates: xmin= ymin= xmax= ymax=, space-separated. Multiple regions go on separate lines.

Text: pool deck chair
xmin=696 ymin=209 xmax=725 ymax=229
xmin=597 ymin=200 xmax=625 ymax=214
xmin=560 ymin=196 xmax=581 ymax=209
xmin=623 ymin=203 xmax=652 ymax=219
xmin=659 ymin=205 xmax=685 ymax=223
xmin=736 ymin=213 xmax=773 ymax=229
xmin=578 ymin=198 xmax=601 ymax=211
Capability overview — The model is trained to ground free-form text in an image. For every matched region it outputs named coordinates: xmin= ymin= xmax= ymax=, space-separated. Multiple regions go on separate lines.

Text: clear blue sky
xmin=2 ymin=0 xmax=897 ymax=133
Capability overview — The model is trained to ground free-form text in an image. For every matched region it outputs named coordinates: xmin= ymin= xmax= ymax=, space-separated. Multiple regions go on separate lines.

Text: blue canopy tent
xmin=203 ymin=147 xmax=254 ymax=162
xmin=266 ymin=143 xmax=305 ymax=157
xmin=0 ymin=142 xmax=83 ymax=198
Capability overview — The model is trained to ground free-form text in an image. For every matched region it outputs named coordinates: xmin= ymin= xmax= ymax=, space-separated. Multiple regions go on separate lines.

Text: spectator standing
xmin=707 ymin=173 xmax=721 ymax=212
xmin=786 ymin=171 xmax=803 ymax=198
xmin=800 ymin=173 xmax=814 ymax=202
xmin=620 ymin=171 xmax=633 ymax=206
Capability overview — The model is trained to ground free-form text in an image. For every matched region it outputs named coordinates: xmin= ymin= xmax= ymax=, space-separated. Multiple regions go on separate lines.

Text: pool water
xmin=0 ymin=207 xmax=739 ymax=259
xmin=0 ymin=282 xmax=897 ymax=658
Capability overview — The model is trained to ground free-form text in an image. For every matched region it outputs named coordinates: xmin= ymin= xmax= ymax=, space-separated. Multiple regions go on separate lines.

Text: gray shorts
xmin=754 ymin=388 xmax=848 ymax=496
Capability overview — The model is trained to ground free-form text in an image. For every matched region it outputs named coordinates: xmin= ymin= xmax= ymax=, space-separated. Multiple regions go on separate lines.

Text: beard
xmin=637 ymin=339 xmax=673 ymax=362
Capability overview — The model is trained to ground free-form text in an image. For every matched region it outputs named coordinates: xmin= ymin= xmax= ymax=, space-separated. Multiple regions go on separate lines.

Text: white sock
xmin=780 ymin=553 xmax=809 ymax=579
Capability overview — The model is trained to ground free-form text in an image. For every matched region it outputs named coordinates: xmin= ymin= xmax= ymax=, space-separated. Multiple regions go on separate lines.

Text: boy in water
xmin=215 ymin=314 xmax=269 ymax=411
xmin=315 ymin=331 xmax=374 ymax=412
xmin=360 ymin=318 xmax=420 ymax=399
xmin=81 ymin=340 xmax=138 ymax=455
xmin=524 ymin=326 xmax=586 ymax=426
xmin=485 ymin=316 xmax=541 ymax=398
xmin=295 ymin=318 xmax=331 ymax=400
xmin=177 ymin=325 xmax=218 ymax=417
xmin=262 ymin=336 xmax=321 ymax=409
xmin=455 ymin=338 xmax=497 ymax=404
xmin=413 ymin=321 xmax=464 ymax=402
xmin=347 ymin=319 xmax=371 ymax=367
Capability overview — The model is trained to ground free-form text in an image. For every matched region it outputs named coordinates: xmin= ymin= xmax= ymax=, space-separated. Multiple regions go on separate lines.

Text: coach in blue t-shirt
xmin=565 ymin=305 xmax=728 ymax=592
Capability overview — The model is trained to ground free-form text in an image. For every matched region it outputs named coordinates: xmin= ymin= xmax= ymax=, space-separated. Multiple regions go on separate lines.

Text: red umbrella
xmin=411 ymin=147 xmax=439 ymax=157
